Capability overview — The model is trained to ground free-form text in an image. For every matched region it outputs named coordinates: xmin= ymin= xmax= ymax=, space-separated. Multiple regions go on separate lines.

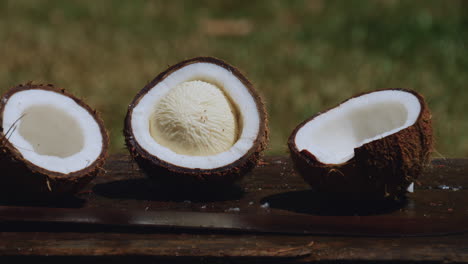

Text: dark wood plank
xmin=0 ymin=154 xmax=467 ymax=263
xmin=1 ymin=231 xmax=467 ymax=262
xmin=423 ymin=158 xmax=468 ymax=189
xmin=0 ymin=232 xmax=314 ymax=258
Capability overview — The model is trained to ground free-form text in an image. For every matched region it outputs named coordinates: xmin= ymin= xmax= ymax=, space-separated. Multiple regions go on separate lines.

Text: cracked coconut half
xmin=288 ymin=89 xmax=433 ymax=200
xmin=125 ymin=57 xmax=268 ymax=186
xmin=0 ymin=83 xmax=108 ymax=200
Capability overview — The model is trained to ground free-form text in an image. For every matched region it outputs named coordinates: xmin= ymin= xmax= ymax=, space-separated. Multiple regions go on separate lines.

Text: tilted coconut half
xmin=288 ymin=89 xmax=433 ymax=200
xmin=125 ymin=57 xmax=268 ymax=186
xmin=0 ymin=83 xmax=109 ymax=200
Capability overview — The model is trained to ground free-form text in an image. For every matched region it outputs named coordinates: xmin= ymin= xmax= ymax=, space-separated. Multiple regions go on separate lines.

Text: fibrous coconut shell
xmin=288 ymin=89 xmax=433 ymax=200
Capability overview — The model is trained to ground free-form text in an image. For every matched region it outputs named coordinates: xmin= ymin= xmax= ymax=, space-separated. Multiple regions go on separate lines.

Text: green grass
xmin=1 ymin=0 xmax=467 ymax=157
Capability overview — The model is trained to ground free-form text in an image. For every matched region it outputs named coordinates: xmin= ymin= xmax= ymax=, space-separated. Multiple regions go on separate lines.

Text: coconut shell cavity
xmin=0 ymin=83 xmax=109 ymax=200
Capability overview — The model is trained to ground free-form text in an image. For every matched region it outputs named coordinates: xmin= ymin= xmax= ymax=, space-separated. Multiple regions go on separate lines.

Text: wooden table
xmin=0 ymin=154 xmax=467 ymax=263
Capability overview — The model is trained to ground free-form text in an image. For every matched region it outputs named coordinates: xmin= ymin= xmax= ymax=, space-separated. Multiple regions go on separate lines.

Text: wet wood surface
xmin=0 ymin=154 xmax=467 ymax=263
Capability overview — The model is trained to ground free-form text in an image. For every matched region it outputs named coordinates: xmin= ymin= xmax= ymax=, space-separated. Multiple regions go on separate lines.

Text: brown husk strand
xmin=288 ymin=89 xmax=433 ymax=201
xmin=124 ymin=57 xmax=268 ymax=188
xmin=0 ymin=83 xmax=109 ymax=201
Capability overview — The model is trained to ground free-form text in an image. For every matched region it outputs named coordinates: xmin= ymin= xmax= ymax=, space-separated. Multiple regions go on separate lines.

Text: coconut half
xmin=124 ymin=57 xmax=268 ymax=186
xmin=288 ymin=89 xmax=433 ymax=200
xmin=0 ymin=83 xmax=109 ymax=200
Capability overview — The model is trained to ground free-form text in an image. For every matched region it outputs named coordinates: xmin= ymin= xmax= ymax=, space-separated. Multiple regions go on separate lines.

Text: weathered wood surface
xmin=0 ymin=154 xmax=467 ymax=263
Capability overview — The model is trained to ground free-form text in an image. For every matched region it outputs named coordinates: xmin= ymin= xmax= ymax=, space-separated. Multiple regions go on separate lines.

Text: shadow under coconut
xmin=93 ymin=178 xmax=245 ymax=203
xmin=0 ymin=196 xmax=86 ymax=208
xmin=261 ymin=190 xmax=408 ymax=216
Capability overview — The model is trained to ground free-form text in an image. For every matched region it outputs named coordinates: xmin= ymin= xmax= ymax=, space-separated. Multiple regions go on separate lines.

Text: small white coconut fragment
xmin=407 ymin=183 xmax=414 ymax=193
xmin=150 ymin=80 xmax=238 ymax=156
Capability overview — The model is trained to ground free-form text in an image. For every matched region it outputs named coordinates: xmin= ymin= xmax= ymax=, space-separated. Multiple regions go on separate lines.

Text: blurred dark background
xmin=1 ymin=0 xmax=467 ymax=156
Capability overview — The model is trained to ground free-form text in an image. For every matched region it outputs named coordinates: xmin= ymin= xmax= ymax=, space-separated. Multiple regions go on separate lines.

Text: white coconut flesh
xmin=295 ymin=90 xmax=421 ymax=165
xmin=131 ymin=62 xmax=260 ymax=170
xmin=2 ymin=89 xmax=103 ymax=174
xmin=150 ymin=80 xmax=238 ymax=156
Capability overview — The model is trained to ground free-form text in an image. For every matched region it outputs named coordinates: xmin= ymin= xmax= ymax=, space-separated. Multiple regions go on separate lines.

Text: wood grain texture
xmin=0 ymin=154 xmax=467 ymax=263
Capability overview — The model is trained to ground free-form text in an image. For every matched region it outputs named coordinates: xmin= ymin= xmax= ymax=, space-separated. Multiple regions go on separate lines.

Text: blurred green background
xmin=1 ymin=0 xmax=467 ymax=157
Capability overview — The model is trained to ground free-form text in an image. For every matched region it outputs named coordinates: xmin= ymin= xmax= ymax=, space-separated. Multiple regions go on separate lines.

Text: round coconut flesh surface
xmin=125 ymin=57 xmax=268 ymax=186
xmin=0 ymin=84 xmax=108 ymax=199
xmin=289 ymin=89 xmax=433 ymax=200
xmin=150 ymin=80 xmax=238 ymax=156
